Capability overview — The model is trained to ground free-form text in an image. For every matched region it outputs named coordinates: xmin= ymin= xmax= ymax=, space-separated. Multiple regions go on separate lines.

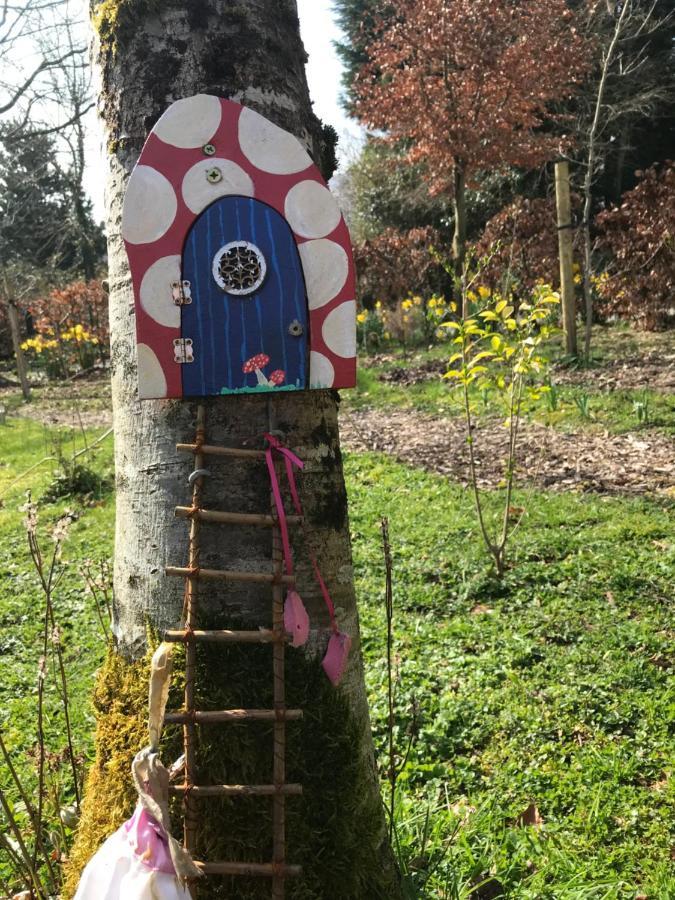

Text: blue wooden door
xmin=181 ymin=196 xmax=308 ymax=397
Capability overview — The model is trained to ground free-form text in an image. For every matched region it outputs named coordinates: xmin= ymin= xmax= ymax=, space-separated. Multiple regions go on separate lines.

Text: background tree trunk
xmin=452 ymin=162 xmax=467 ymax=314
xmin=82 ymin=2 xmax=400 ymax=897
xmin=6 ymin=300 xmax=30 ymax=401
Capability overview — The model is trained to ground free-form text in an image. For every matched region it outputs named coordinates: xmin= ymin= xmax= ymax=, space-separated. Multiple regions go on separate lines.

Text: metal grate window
xmin=212 ymin=241 xmax=267 ymax=296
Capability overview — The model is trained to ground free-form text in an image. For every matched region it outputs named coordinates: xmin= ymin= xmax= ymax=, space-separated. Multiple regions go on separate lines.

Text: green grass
xmin=350 ymin=326 xmax=675 ymax=436
xmin=347 ymin=452 xmax=675 ymax=898
xmin=0 ymin=417 xmax=114 ymax=819
xmin=0 ymin=402 xmax=673 ymax=897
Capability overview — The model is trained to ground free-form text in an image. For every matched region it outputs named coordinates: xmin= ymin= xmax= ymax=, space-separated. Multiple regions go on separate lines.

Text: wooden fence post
xmin=555 ymin=161 xmax=578 ymax=359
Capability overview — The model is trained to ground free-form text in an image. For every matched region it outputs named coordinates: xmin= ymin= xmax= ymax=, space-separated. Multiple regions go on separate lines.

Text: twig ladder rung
xmin=175 ymin=506 xmax=302 ymax=527
xmin=196 ymin=862 xmax=302 ymax=878
xmin=169 ymin=784 xmax=303 ymax=798
xmin=164 ymin=629 xmax=288 ymax=645
xmin=177 ymin=442 xmax=266 ymax=459
xmin=165 ymin=565 xmax=295 ymax=585
xmin=172 ymin=404 xmax=301 ymax=897
xmin=165 ymin=708 xmax=303 ymax=724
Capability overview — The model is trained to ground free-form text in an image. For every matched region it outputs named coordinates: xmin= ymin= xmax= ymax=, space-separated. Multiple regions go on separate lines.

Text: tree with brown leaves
xmin=354 ymin=0 xmax=589 ymax=309
xmin=596 ymin=161 xmax=675 ymax=330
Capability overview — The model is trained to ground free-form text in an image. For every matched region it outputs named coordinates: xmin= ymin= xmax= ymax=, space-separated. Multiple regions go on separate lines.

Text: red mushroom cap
xmin=242 ymin=353 xmax=270 ymax=373
xmin=268 ymin=369 xmax=286 ymax=385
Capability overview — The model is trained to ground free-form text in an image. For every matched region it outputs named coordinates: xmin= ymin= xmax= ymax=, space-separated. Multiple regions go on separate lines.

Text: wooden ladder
xmin=163 ymin=405 xmax=302 ymax=898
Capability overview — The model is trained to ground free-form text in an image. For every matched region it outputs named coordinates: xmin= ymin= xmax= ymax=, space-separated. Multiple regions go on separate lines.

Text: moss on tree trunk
xmin=65 ymin=638 xmax=399 ymax=898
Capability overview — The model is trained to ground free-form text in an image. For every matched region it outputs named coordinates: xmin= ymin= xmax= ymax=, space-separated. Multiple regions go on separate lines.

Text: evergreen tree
xmin=0 ymin=125 xmax=105 ymax=276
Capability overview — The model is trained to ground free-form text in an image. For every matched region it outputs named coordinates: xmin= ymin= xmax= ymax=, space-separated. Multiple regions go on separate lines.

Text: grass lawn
xmin=349 ymin=326 xmax=675 ymax=437
xmin=0 ymin=415 xmax=114 ymax=879
xmin=0 ymin=339 xmax=673 ymax=898
xmin=347 ymin=452 xmax=675 ymax=898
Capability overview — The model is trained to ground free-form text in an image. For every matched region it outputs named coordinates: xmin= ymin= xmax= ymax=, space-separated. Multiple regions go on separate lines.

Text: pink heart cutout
xmin=284 ymin=590 xmax=310 ymax=647
xmin=322 ymin=631 xmax=352 ymax=685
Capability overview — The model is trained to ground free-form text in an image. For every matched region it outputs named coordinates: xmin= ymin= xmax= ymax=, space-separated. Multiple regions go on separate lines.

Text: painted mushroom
xmin=268 ymin=369 xmax=286 ymax=387
xmin=242 ymin=353 xmax=270 ymax=385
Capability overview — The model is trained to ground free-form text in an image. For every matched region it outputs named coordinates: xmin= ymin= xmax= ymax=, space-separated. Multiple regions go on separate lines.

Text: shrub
xmin=357 ymin=294 xmax=456 ymax=349
xmin=41 ymin=463 xmax=113 ymax=504
xmin=29 ymin=280 xmax=109 ymax=352
xmin=473 ymin=196 xmax=581 ymax=300
xmin=354 ymin=227 xmax=449 ymax=305
xmin=595 ymin=162 xmax=675 ymax=330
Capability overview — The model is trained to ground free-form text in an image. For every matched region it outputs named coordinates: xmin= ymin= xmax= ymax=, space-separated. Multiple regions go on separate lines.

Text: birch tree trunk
xmin=85 ymin=2 xmax=399 ymax=896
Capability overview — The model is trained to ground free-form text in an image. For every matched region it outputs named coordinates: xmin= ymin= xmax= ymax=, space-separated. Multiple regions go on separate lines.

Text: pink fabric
xmin=265 ymin=434 xmax=339 ymax=630
xmin=265 ymin=434 xmax=351 ymax=684
xmin=124 ymin=804 xmax=175 ymax=875
xmin=284 ymin=590 xmax=310 ymax=647
xmin=322 ymin=631 xmax=353 ymax=686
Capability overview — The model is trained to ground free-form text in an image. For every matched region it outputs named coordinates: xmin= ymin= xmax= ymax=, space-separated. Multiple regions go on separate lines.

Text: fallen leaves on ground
xmin=340 ymin=407 xmax=675 ymax=496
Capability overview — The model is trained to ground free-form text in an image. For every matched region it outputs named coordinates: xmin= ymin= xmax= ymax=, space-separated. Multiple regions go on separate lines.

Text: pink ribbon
xmin=264 ymin=433 xmax=339 ymax=634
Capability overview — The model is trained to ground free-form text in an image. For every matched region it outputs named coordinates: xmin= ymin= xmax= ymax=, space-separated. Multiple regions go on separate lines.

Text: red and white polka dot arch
xmin=121 ymin=94 xmax=356 ymax=400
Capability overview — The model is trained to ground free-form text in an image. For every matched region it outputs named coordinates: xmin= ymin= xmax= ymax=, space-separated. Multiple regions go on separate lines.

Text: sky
xmin=83 ymin=0 xmax=364 ymax=221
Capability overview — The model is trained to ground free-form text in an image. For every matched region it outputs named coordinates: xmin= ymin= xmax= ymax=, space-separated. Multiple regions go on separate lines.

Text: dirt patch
xmin=12 ymin=402 xmax=112 ymax=429
xmin=340 ymin=407 xmax=675 ymax=496
xmin=378 ymin=359 xmax=446 ymax=386
xmin=0 ymin=371 xmax=113 ymax=428
xmin=552 ymin=353 xmax=675 ymax=392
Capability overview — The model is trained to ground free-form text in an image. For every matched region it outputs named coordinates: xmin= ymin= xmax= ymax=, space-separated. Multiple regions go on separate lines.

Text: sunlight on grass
xmin=346 ymin=452 xmax=675 ymax=897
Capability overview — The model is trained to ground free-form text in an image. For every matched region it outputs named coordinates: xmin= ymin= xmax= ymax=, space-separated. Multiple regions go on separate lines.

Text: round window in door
xmin=212 ymin=241 xmax=267 ymax=296
xmin=180 ymin=196 xmax=309 ymax=396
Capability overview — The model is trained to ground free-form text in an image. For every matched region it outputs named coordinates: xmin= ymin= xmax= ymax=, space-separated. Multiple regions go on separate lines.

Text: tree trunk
xmin=83 ymin=2 xmax=399 ymax=897
xmin=582 ymin=0 xmax=630 ymax=361
xmin=452 ymin=162 xmax=467 ymax=315
xmin=6 ymin=300 xmax=30 ymax=400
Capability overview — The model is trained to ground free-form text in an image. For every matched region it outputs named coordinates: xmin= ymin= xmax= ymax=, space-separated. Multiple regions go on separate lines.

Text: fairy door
xmin=180 ymin=196 xmax=309 ymax=396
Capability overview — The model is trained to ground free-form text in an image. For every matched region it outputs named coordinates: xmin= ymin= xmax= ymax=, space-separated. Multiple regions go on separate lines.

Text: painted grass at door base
xmin=217 ymin=383 xmax=300 ymax=395
xmin=64 ymin=637 xmax=399 ymax=900
xmin=345 ymin=452 xmax=675 ymax=898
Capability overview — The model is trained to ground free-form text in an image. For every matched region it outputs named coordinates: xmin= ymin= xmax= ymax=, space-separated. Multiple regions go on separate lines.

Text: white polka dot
xmin=153 ymin=94 xmax=222 ymax=149
xmin=321 ymin=300 xmax=356 ymax=359
xmin=284 ymin=180 xmax=341 ymax=239
xmin=122 ymin=166 xmax=177 ymax=245
xmin=238 ymin=107 xmax=312 ymax=175
xmin=299 ymin=239 xmax=349 ymax=310
xmin=137 ymin=343 xmax=167 ymax=399
xmin=182 ymin=158 xmax=254 ymax=215
xmin=139 ymin=256 xmax=181 ymax=328
xmin=309 ymin=351 xmax=335 ymax=388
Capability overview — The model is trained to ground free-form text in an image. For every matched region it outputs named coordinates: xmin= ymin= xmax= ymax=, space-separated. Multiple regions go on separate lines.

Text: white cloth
xmin=73 ymin=643 xmax=202 ymax=898
xmin=73 ymin=824 xmax=192 ymax=900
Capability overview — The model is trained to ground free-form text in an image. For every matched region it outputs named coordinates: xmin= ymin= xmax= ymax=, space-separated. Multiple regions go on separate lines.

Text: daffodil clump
xmin=21 ymin=324 xmax=101 ymax=378
xmin=357 ymin=294 xmax=457 ymax=349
